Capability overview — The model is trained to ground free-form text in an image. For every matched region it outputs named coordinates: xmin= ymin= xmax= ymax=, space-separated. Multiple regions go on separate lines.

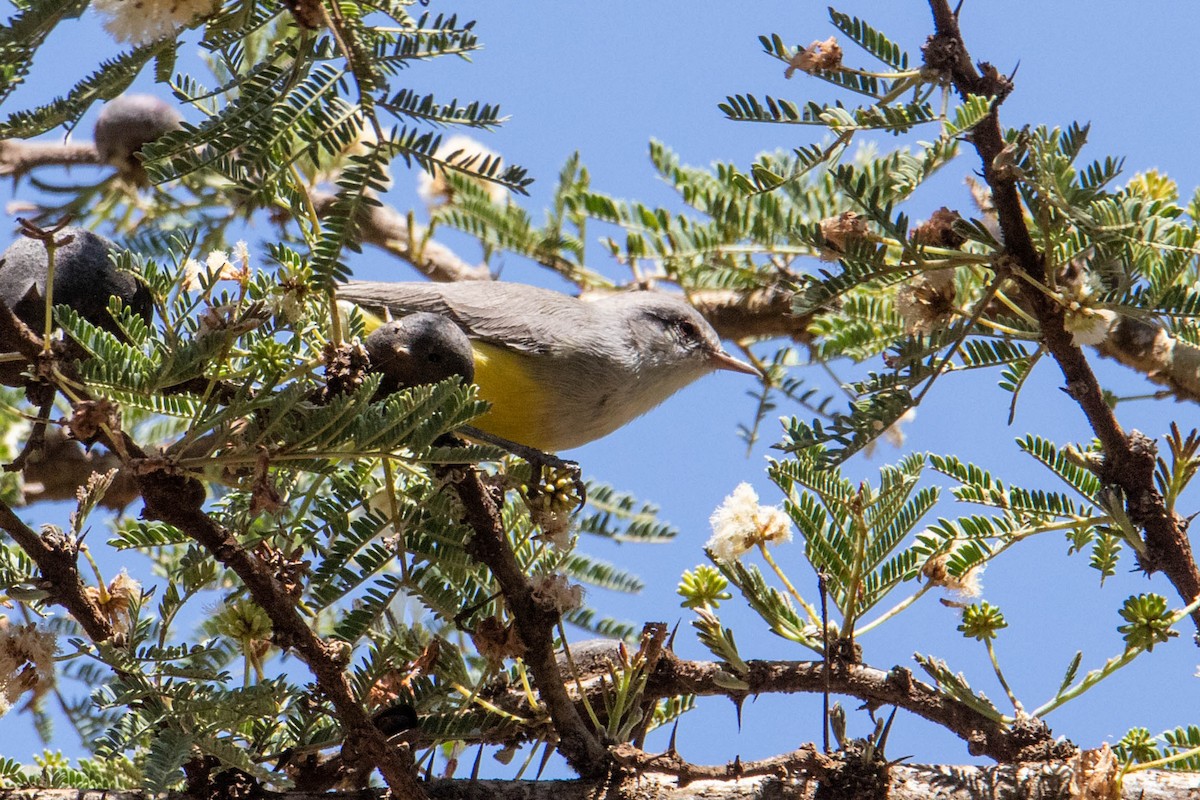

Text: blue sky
xmin=3 ymin=0 xmax=1200 ymax=777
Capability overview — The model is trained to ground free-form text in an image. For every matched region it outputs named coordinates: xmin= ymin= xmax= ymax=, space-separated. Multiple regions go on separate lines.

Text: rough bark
xmin=0 ymin=761 xmax=1193 ymax=800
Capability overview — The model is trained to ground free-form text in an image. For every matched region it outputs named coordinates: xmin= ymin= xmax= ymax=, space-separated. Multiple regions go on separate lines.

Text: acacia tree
xmin=0 ymin=1 xmax=1197 ymax=799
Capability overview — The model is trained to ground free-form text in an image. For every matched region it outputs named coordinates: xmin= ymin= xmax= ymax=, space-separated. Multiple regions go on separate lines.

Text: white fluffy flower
xmin=1063 ymin=307 xmax=1116 ymax=347
xmin=864 ymin=408 xmax=917 ymax=457
xmin=94 ymin=0 xmax=217 ymax=46
xmin=417 ymin=135 xmax=508 ymax=206
xmin=921 ymin=542 xmax=986 ymax=598
xmin=183 ymin=247 xmax=250 ymax=291
xmin=706 ymin=483 xmax=792 ymax=563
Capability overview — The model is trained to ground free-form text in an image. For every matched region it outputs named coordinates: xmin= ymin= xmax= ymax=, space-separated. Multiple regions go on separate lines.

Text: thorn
xmin=534 ymin=742 xmax=555 ymax=781
xmin=470 ymin=744 xmax=483 ymax=781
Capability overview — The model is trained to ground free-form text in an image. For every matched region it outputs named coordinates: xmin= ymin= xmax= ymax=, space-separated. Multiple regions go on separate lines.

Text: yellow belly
xmin=469 ymin=341 xmax=553 ymax=450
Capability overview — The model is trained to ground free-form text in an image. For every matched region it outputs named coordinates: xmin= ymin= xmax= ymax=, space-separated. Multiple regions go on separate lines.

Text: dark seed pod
xmin=364 ymin=312 xmax=475 ymax=396
xmin=0 ymin=228 xmax=152 ymax=385
xmin=94 ymin=94 xmax=183 ymax=184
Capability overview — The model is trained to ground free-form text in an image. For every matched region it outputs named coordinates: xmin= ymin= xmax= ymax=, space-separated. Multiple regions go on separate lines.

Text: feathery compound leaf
xmin=378 ymin=88 xmax=506 ymax=128
xmin=944 ymin=95 xmax=994 ymax=137
xmin=713 ymin=560 xmax=817 ymax=651
xmin=0 ymin=36 xmax=165 ymax=137
xmin=0 ymin=0 xmax=89 ymax=107
xmin=577 ymin=484 xmax=677 ymax=543
xmin=912 ymin=654 xmax=1003 ymax=720
xmin=310 ymin=147 xmax=390 ymax=286
xmin=1017 ymin=435 xmax=1103 ymax=503
xmin=827 ymin=8 xmax=910 ymax=70
xmin=778 ymin=388 xmax=915 ymax=466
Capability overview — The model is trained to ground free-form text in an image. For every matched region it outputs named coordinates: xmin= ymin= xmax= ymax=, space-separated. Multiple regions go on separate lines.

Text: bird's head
xmin=614 ymin=292 xmax=759 ymax=380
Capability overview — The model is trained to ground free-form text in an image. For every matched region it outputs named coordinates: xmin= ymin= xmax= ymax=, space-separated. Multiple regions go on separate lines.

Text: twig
xmin=445 ymin=465 xmax=611 ymax=777
xmin=0 ymin=139 xmax=100 ymax=177
xmin=432 ymin=651 xmax=1068 ymax=764
xmin=0 ymin=499 xmax=114 ymax=643
xmin=135 ymin=469 xmax=427 ymax=799
xmin=925 ymin=0 xmax=1200 ymax=630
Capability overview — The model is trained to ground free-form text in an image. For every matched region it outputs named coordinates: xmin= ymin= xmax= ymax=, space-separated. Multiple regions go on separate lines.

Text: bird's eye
xmin=426 ymin=352 xmax=443 ymax=363
xmin=674 ymin=319 xmax=700 ymax=340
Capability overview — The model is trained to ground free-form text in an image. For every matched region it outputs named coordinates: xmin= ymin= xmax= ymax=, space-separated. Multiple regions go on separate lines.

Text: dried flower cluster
xmin=706 ymin=482 xmax=792 ymax=563
xmin=896 ymin=268 xmax=957 ymax=336
xmin=0 ymin=620 xmax=56 ymax=715
xmin=84 ymin=571 xmax=141 ymax=636
xmin=911 ymin=207 xmax=966 ymax=248
xmin=471 ymin=615 xmax=524 ymax=666
xmin=921 ymin=544 xmax=985 ymax=598
xmin=530 ymin=573 xmax=584 ymax=614
xmin=785 ymin=36 xmax=844 ymax=78
xmin=818 ymin=211 xmax=869 ymax=261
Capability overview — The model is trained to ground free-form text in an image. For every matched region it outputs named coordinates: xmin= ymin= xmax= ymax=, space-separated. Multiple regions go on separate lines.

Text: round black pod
xmin=93 ymin=94 xmax=182 ymax=182
xmin=364 ymin=313 xmax=475 ymax=396
xmin=0 ymin=229 xmax=152 ymax=384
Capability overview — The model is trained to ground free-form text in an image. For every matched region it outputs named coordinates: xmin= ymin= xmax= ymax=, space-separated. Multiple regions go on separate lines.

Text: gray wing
xmin=339 ymin=280 xmax=595 ymax=355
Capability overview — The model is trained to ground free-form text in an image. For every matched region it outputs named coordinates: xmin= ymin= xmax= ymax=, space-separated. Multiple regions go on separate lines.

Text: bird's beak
xmin=709 ymin=349 xmax=761 ymax=377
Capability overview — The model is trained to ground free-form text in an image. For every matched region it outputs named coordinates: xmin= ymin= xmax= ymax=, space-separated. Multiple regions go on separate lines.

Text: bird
xmin=339 ymin=280 xmax=760 ymax=452
xmin=363 ymin=312 xmax=476 ymax=395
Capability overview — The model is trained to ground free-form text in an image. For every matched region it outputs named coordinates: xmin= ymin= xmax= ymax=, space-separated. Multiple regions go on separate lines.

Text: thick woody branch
xmin=310 ymin=190 xmax=491 ymax=282
xmin=610 ymin=742 xmax=833 ymax=785
xmin=926 ymin=0 xmax=1200 ymax=629
xmin=0 ymin=500 xmax=114 ymax=643
xmin=446 ymin=466 xmax=611 ymax=777
xmin=0 ymin=759 xmax=1193 ymax=800
xmin=1097 ymin=317 xmax=1200 ymax=403
xmin=135 ymin=470 xmax=426 ymax=800
xmin=475 ymin=654 xmax=1052 ymax=764
xmin=648 ymin=658 xmax=1066 ymax=764
xmin=689 ymin=286 xmax=813 ymax=343
xmin=0 ymin=139 xmax=100 ymax=177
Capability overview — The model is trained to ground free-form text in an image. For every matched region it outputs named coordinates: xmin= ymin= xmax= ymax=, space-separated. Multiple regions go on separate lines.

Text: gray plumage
xmin=340 ymin=280 xmax=757 ymax=451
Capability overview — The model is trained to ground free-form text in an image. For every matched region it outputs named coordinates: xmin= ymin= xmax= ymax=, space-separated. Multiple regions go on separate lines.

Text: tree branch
xmin=689 ymin=286 xmax=813 ymax=343
xmin=0 ymin=139 xmax=100 ymax=177
xmin=446 ymin=466 xmax=611 ymax=777
xmin=610 ymin=742 xmax=834 ymax=786
xmin=468 ymin=653 xmax=1057 ymax=764
xmin=1 ymin=758 xmax=1193 ymax=799
xmin=309 ymin=190 xmax=491 ymax=282
xmin=925 ymin=0 xmax=1200 ymax=630
xmin=135 ymin=469 xmax=427 ymax=800
xmin=0 ymin=500 xmax=114 ymax=643
xmin=1097 ymin=316 xmax=1200 ymax=403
